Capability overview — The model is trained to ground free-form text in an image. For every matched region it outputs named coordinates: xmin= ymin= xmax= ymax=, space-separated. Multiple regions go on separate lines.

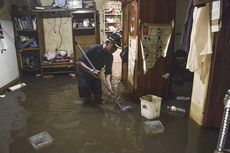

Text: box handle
xmin=142 ymin=104 xmax=147 ymax=109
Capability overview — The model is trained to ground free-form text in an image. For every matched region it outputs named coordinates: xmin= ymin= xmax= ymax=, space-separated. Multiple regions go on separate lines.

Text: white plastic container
xmin=140 ymin=94 xmax=162 ymax=119
xmin=40 ymin=0 xmax=53 ymax=7
xmin=67 ymin=0 xmax=83 ymax=9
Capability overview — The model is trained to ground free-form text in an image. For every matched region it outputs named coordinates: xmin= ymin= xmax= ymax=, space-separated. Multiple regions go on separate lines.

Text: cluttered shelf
xmin=104 ymin=14 xmax=122 ymax=16
xmin=73 ymin=28 xmax=95 ymax=36
xmin=16 ymin=29 xmax=37 ymax=32
xmin=105 ymin=22 xmax=121 ymax=24
xmin=103 ymin=1 xmax=122 ymax=38
xmin=18 ymin=48 xmax=39 ymax=52
xmin=41 ymin=53 xmax=75 ymax=74
xmin=21 ymin=67 xmax=41 ymax=71
xmin=41 ymin=62 xmax=75 ymax=68
xmin=41 ymin=62 xmax=75 ymax=74
xmin=105 ymin=31 xmax=113 ymax=33
xmin=73 ymin=27 xmax=95 ymax=30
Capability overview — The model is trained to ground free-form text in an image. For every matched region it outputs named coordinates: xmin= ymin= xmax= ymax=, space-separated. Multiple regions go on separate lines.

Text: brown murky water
xmin=0 ymin=75 xmax=220 ymax=153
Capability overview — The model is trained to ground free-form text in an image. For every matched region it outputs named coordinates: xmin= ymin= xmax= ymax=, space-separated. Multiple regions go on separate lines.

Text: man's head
xmin=104 ymin=31 xmax=122 ymax=54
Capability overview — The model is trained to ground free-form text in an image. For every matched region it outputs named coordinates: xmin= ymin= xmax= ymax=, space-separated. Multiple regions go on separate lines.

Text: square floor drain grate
xmin=28 ymin=131 xmax=54 ymax=149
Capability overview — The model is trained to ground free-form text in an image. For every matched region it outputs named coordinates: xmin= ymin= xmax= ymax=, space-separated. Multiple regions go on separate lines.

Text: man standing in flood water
xmin=76 ymin=31 xmax=122 ymax=103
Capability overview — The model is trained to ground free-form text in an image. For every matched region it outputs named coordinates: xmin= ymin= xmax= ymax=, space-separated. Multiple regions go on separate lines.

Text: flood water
xmin=0 ymin=75 xmax=221 ymax=153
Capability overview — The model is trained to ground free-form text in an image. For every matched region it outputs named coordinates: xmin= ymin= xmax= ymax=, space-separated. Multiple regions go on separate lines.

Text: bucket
xmin=140 ymin=95 xmax=162 ymax=119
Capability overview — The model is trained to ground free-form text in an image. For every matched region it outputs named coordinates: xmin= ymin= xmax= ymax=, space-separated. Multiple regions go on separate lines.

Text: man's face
xmin=106 ymin=42 xmax=118 ymax=54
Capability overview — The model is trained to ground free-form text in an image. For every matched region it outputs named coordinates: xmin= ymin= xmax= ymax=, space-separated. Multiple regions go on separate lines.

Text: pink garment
xmin=186 ymin=3 xmax=212 ymax=81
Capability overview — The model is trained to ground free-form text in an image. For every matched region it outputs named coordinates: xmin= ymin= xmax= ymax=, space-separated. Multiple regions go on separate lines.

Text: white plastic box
xmin=140 ymin=95 xmax=162 ymax=119
xmin=143 ymin=120 xmax=165 ymax=134
xmin=28 ymin=131 xmax=54 ymax=150
xmin=67 ymin=0 xmax=83 ymax=9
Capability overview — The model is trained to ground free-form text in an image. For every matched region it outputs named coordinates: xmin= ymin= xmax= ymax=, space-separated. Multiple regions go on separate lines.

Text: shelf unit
xmin=12 ymin=9 xmax=100 ymax=75
xmin=72 ymin=9 xmax=99 ymax=58
xmin=12 ymin=10 xmax=44 ymax=75
xmin=12 ymin=10 xmax=76 ymax=75
xmin=103 ymin=1 xmax=122 ymax=39
xmin=41 ymin=62 xmax=75 ymax=74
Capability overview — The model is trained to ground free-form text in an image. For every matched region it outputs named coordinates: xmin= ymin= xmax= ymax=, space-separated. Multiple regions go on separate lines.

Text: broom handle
xmin=76 ymin=42 xmax=96 ymax=70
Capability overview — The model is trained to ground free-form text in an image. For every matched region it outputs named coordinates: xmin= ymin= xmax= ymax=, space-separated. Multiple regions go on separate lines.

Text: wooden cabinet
xmin=121 ymin=0 xmax=176 ymax=98
xmin=12 ymin=11 xmax=44 ymax=75
xmin=72 ymin=9 xmax=99 ymax=58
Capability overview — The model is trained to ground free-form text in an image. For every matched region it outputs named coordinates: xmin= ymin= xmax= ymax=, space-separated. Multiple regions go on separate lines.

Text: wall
xmin=43 ymin=17 xmax=73 ymax=56
xmin=0 ymin=0 xmax=19 ymax=89
xmin=0 ymin=0 xmax=11 ymax=20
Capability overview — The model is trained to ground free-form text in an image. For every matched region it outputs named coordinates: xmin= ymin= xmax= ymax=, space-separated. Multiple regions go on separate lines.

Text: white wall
xmin=0 ymin=20 xmax=19 ymax=88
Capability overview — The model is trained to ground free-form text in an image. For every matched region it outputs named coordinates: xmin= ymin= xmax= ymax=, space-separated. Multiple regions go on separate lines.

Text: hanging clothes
xmin=181 ymin=0 xmax=194 ymax=52
xmin=186 ymin=3 xmax=212 ymax=81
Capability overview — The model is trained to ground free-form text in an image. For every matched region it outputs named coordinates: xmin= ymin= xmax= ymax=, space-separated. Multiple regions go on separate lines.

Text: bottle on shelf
xmin=167 ymin=105 xmax=186 ymax=113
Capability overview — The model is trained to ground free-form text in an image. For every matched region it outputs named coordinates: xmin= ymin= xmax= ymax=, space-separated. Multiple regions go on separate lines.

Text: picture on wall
xmin=141 ymin=23 xmax=172 ymax=70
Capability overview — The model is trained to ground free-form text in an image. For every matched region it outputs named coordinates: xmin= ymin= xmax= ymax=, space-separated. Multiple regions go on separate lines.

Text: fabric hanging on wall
xmin=181 ymin=0 xmax=194 ymax=52
xmin=193 ymin=0 xmax=210 ymax=6
xmin=186 ymin=3 xmax=212 ymax=81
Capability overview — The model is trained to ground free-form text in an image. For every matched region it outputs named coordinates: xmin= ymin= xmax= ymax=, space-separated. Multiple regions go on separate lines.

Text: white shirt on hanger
xmin=186 ymin=3 xmax=212 ymax=81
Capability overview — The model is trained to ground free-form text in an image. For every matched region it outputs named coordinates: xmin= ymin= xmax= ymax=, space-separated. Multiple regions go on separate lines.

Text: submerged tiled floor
xmin=0 ymin=75 xmax=226 ymax=153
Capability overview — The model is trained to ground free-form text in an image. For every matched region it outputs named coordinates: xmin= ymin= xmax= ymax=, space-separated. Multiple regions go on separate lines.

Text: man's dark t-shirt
xmin=76 ymin=44 xmax=113 ymax=80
